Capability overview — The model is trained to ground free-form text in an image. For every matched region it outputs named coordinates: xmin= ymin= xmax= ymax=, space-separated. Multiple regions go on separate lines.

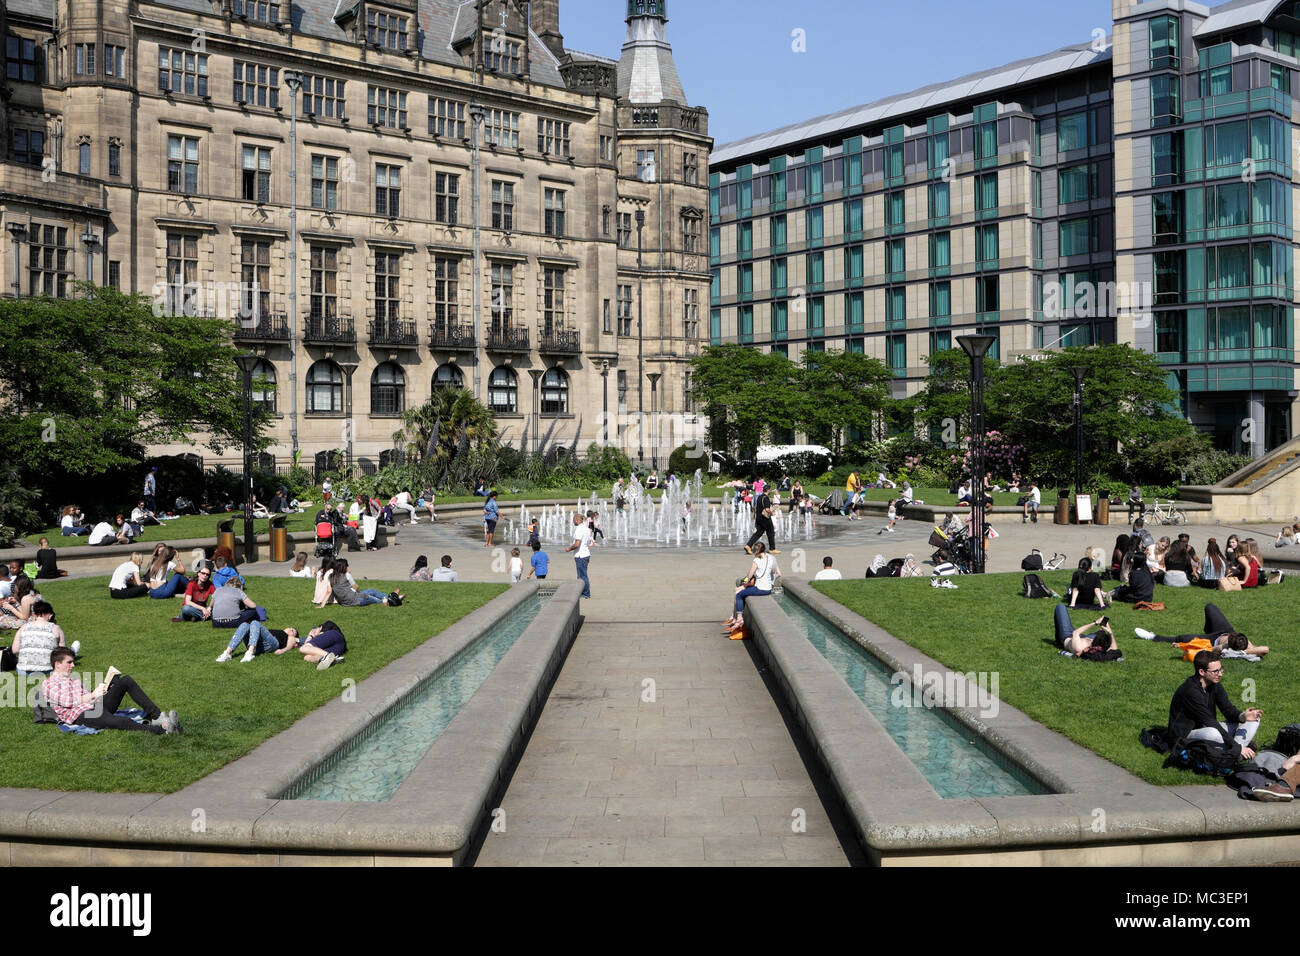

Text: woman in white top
xmin=289 ymin=552 xmax=313 ymax=578
xmin=724 ymin=542 xmax=780 ymax=631
xmin=12 ymin=601 xmax=66 ymax=676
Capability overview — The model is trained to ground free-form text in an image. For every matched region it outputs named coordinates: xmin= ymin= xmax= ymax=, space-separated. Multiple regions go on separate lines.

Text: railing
xmin=537 ymin=327 xmax=580 ymax=353
xmin=304 ymin=314 xmax=356 ymax=343
xmin=429 ymin=321 xmax=477 ymax=350
xmin=368 ymin=317 xmax=418 ymax=347
xmin=233 ymin=312 xmax=290 ymax=341
xmin=484 ymin=324 xmax=530 ymax=351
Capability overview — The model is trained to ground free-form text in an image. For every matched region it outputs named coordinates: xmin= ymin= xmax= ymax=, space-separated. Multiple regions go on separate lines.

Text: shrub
xmin=669 ymin=441 xmax=710 ymax=476
xmin=774 ymin=451 xmax=831 ymax=479
xmin=580 ymin=444 xmax=632 ymax=483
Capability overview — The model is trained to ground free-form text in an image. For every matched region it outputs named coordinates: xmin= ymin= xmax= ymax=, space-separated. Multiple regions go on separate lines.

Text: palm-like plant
xmin=392 ymin=388 xmax=500 ymax=490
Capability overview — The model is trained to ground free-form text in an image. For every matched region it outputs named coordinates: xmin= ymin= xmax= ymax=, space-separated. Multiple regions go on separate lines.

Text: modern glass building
xmin=708 ymin=0 xmax=1300 ymax=457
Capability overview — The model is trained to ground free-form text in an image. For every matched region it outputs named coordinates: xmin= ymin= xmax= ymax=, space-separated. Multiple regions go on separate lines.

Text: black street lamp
xmin=600 ymin=360 xmax=610 ymax=446
xmin=528 ymin=368 xmax=543 ymax=456
xmin=339 ymin=360 xmax=359 ymax=470
xmin=958 ymin=333 xmax=996 ymax=574
xmin=1070 ymin=366 xmax=1088 ymax=507
xmin=647 ymin=371 xmax=661 ymax=470
xmin=635 ymin=208 xmax=645 ymax=467
xmin=6 ymin=222 xmax=26 ymax=296
xmin=234 ymin=353 xmax=261 ymax=564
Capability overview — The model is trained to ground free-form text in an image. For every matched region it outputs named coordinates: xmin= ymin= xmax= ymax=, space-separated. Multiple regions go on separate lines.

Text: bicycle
xmin=1146 ymin=498 xmax=1185 ymax=526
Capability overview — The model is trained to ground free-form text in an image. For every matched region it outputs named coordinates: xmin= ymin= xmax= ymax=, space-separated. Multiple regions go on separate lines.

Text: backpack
xmin=1021 ymin=549 xmax=1044 ymax=571
xmin=1271 ymin=724 xmax=1300 ymax=757
xmin=1139 ymin=725 xmax=1174 ymax=754
xmin=1021 ymin=573 xmax=1054 ymax=599
xmin=387 ymin=591 xmax=403 ymax=607
xmin=1168 ymin=738 xmax=1241 ymax=776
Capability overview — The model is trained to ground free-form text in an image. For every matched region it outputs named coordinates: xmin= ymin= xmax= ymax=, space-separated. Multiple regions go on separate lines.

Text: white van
xmin=755 ymin=444 xmax=834 ymax=465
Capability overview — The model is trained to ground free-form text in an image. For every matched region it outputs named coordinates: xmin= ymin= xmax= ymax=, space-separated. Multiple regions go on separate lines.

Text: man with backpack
xmin=1169 ymin=650 xmax=1262 ymax=760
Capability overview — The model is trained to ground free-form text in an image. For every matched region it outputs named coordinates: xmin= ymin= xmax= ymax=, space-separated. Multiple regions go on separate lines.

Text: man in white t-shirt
xmin=1023 ymin=482 xmax=1041 ymax=524
xmin=813 ymin=556 xmax=842 ymax=581
xmin=89 ymin=521 xmax=126 ymax=547
xmin=392 ymin=488 xmax=419 ymax=525
xmin=566 ymin=512 xmax=592 ymax=599
xmin=109 ymin=554 xmax=148 ymax=599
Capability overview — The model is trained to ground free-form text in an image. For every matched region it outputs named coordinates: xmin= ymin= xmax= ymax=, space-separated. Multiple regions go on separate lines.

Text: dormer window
xmin=367 ymin=9 xmax=408 ymax=50
xmin=233 ymin=0 xmax=280 ymax=24
xmin=486 ymin=38 xmax=521 ymax=74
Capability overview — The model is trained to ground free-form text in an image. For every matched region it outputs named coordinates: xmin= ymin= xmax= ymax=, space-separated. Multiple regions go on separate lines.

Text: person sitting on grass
xmin=35 ymin=538 xmax=67 ymax=580
xmin=1162 ymin=538 xmax=1196 ymax=588
xmin=108 ymin=553 xmax=149 ymax=600
xmin=1132 ymin=602 xmax=1269 ymax=657
xmin=1236 ymin=538 xmax=1262 ymax=588
xmin=1108 ymin=542 xmax=1155 ymax=604
xmin=131 ymin=500 xmax=161 ymax=528
xmin=1168 ymin=650 xmax=1262 ymax=760
xmin=409 ymin=555 xmax=433 ymax=582
xmin=211 ymin=553 xmax=245 ymax=590
xmin=210 ymin=576 xmax=262 ymax=630
xmin=42 ymin=648 xmax=180 ymax=735
xmin=116 ymin=513 xmax=141 ymax=543
xmin=296 ymin=621 xmax=347 ymax=670
xmin=1052 ymin=605 xmax=1118 ymax=657
xmin=289 ymin=552 xmax=313 ymax=578
xmin=146 ymin=547 xmax=189 ymax=599
xmin=1277 ymin=523 xmax=1300 ymax=547
xmin=330 ymin=559 xmax=402 ymax=606
xmin=12 ymin=601 xmax=69 ymax=677
xmin=0 ymin=576 xmax=38 ymax=628
xmin=1066 ymin=557 xmax=1108 ymax=610
xmin=60 ymin=506 xmax=91 ymax=537
xmin=431 ymin=554 xmax=458 ymax=582
xmin=88 ymin=517 xmax=128 ymax=547
xmin=173 ymin=566 xmax=215 ymax=623
xmin=314 ymin=556 xmax=352 ymax=608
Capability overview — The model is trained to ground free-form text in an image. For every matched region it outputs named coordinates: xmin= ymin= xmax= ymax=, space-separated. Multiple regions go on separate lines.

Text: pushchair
xmin=820 ymin=490 xmax=845 ymax=516
xmin=313 ymin=520 xmax=337 ymax=558
xmin=932 ymin=523 xmax=990 ymax=575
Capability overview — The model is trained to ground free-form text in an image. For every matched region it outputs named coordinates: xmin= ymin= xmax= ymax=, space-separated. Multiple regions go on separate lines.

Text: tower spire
xmin=618 ymin=0 xmax=685 ymax=104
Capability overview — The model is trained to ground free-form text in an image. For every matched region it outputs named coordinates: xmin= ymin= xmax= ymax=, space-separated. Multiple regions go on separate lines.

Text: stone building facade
xmin=0 ymin=0 xmax=710 ymax=472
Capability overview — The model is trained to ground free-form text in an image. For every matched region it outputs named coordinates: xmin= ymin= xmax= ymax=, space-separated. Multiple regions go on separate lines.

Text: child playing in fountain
xmin=528 ymin=516 xmax=541 ymax=549
xmin=878 ymin=499 xmax=898 ymax=534
xmin=526 ymin=541 xmax=549 ymax=581
xmin=586 ymin=510 xmax=604 ymax=543
xmin=682 ymin=501 xmax=692 ymax=528
xmin=509 ymin=548 xmax=523 ymax=583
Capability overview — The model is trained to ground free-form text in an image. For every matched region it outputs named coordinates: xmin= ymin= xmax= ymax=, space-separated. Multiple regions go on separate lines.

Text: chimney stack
xmin=532 ymin=0 xmax=565 ymax=60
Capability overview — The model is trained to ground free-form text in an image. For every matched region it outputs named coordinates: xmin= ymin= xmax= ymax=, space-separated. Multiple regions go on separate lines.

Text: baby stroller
xmin=820 ymin=490 xmax=845 ymax=516
xmin=313 ymin=520 xmax=337 ymax=558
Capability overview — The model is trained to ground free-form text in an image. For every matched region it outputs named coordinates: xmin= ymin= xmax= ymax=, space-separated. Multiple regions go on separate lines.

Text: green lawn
xmin=35 ymin=513 xmax=318 ymax=549
xmin=0 ymin=577 xmax=507 ymax=792
xmin=812 ymin=574 xmax=1295 ymax=786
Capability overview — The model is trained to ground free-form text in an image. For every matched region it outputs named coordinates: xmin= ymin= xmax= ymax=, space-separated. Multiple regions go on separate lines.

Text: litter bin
xmin=216 ymin=518 xmax=236 ymax=556
xmin=269 ymin=514 xmax=289 ymax=562
xmin=1054 ymin=490 xmax=1070 ymax=525
xmin=1096 ymin=493 xmax=1110 ymax=525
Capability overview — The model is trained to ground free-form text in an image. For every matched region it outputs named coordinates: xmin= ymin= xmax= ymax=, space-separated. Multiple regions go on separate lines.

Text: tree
xmin=991 ymin=344 xmax=1197 ymax=483
xmin=911 ymin=347 xmax=1000 ymax=439
xmin=0 ymin=286 xmax=256 ymax=526
xmin=689 ymin=345 xmax=802 ymax=458
xmin=392 ymin=387 xmax=499 ymax=489
xmin=796 ymin=349 xmax=892 ymax=454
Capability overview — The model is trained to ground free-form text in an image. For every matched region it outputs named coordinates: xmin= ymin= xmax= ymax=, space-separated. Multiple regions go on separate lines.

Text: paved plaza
xmin=221 ymin=503 xmax=1282 ymax=865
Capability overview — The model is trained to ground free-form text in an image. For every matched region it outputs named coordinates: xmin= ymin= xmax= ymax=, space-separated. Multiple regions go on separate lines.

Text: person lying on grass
xmin=329 ymin=559 xmax=403 ymax=606
xmin=1133 ymin=602 xmax=1269 ymax=657
xmin=42 ymin=647 xmax=180 ymax=735
xmin=1052 ymin=604 xmax=1119 ymax=657
xmin=217 ymin=624 xmax=300 ymax=664
xmin=295 ymin=621 xmax=347 ymax=670
xmin=1169 ymin=650 xmax=1262 ymax=760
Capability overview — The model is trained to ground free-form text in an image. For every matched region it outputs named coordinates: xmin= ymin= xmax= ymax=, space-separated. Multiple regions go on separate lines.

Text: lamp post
xmin=235 ymin=353 xmax=261 ymax=563
xmin=6 ymin=222 xmax=26 ymax=296
xmin=339 ymin=360 xmax=359 ymax=471
xmin=284 ymin=71 xmax=303 ymax=462
xmin=647 ymin=371 xmax=661 ymax=470
xmin=469 ymin=105 xmax=487 ymax=404
xmin=528 ymin=368 xmax=543 ymax=456
xmin=1070 ymin=366 xmax=1087 ymax=506
xmin=601 ymin=360 xmax=610 ymax=446
xmin=635 ymin=209 xmax=645 ymax=467
xmin=958 ymin=334 xmax=996 ymax=574
xmin=79 ymin=227 xmax=98 ymax=285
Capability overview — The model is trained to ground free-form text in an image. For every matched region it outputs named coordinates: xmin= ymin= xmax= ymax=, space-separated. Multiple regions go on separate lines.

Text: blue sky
xmin=554 ymin=1 xmax=1200 ymax=147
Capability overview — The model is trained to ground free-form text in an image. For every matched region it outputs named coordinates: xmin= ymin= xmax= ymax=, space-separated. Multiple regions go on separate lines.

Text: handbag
xmin=1218 ymin=576 xmax=1242 ymax=592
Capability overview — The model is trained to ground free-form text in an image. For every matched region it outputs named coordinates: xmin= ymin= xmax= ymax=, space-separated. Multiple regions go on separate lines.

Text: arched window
xmin=306 ymin=359 xmax=343 ymax=413
xmin=371 ymin=362 xmax=406 ymax=416
xmin=541 ymin=367 xmax=568 ymax=414
xmin=488 ymin=366 xmax=518 ymax=413
xmin=433 ymin=363 xmax=463 ymax=390
xmin=250 ymin=358 xmax=276 ymax=414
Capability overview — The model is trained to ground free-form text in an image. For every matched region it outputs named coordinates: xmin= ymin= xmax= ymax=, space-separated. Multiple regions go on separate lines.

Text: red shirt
xmin=185 ymin=580 xmax=215 ymax=605
xmin=1244 ymin=558 xmax=1260 ymax=588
